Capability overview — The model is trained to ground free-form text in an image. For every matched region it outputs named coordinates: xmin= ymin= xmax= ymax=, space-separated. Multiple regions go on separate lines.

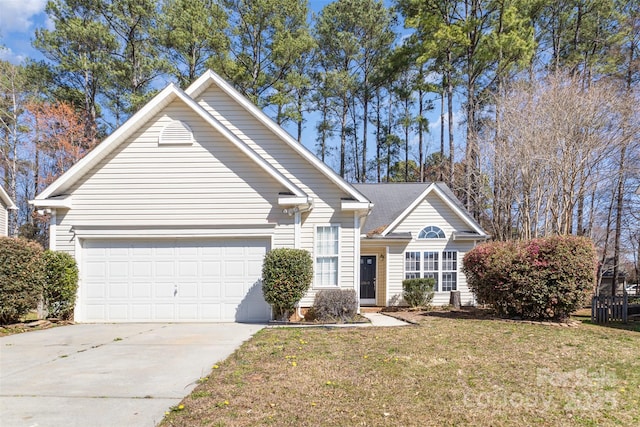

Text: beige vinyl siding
xmin=62 ymin=100 xmax=289 ymax=228
xmin=196 ymin=86 xmax=359 ymax=304
xmin=0 ymin=202 xmax=7 ymax=236
xmin=55 ymin=210 xmax=75 ymax=255
xmin=385 ymin=193 xmax=477 ymax=306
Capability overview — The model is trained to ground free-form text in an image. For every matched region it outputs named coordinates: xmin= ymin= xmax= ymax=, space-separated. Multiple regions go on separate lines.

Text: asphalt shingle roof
xmin=352 ymin=182 xmax=432 ymax=235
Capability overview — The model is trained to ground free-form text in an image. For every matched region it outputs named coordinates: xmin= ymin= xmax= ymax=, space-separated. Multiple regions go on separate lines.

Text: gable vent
xmin=159 ymin=120 xmax=193 ymax=145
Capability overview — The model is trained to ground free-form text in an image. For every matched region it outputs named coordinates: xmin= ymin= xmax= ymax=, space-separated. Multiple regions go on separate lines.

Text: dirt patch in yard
xmin=0 ymin=320 xmax=72 ymax=337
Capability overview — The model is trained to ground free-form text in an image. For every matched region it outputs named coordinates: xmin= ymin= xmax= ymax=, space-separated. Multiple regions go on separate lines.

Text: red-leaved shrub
xmin=462 ymin=236 xmax=597 ymax=320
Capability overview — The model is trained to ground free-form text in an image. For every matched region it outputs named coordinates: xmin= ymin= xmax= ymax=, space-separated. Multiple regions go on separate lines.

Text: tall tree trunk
xmin=446 ymin=58 xmax=454 ymax=189
xmin=340 ymin=99 xmax=348 ymax=178
xmin=376 ymin=88 xmax=382 ymax=183
xmin=362 ymin=87 xmax=368 ymax=182
xmin=611 ymin=145 xmax=626 ymax=296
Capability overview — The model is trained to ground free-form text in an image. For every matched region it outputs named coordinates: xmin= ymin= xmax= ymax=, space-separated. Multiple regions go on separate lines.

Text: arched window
xmin=418 ymin=226 xmax=445 ymax=239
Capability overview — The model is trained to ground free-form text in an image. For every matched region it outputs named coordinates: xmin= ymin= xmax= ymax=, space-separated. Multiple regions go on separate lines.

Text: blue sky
xmin=0 ymin=0 xmax=51 ymax=63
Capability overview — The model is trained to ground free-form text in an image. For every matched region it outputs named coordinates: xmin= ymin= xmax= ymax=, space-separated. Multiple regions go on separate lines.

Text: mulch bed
xmin=383 ymin=307 xmax=582 ymax=327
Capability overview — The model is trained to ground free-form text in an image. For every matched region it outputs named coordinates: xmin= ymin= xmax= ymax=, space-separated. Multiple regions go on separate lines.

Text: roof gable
xmin=35 ymin=83 xmax=305 ymax=202
xmin=0 ymin=186 xmax=16 ymax=209
xmin=185 ymin=70 xmax=369 ymax=204
xmin=354 ymin=182 xmax=487 ymax=238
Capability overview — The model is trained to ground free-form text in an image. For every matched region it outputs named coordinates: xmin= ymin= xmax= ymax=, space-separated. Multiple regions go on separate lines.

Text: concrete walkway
xmin=362 ymin=312 xmax=411 ymax=327
xmin=0 ymin=323 xmax=263 ymax=427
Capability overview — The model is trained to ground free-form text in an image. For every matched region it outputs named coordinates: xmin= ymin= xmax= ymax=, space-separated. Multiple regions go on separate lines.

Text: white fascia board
xmin=278 ymin=195 xmax=312 ymax=206
xmin=30 ymin=197 xmax=73 ymax=209
xmin=381 ymin=183 xmax=486 ymax=237
xmin=452 ymin=233 xmax=490 ymax=241
xmin=341 ymin=200 xmax=373 ymax=212
xmin=36 ymin=84 xmax=180 ymax=201
xmin=0 ymin=186 xmax=17 ymax=210
xmin=186 ymin=70 xmax=370 ymax=203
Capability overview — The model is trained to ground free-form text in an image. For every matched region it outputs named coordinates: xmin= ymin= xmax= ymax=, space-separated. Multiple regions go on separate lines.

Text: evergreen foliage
xmin=261 ymin=248 xmax=313 ymax=321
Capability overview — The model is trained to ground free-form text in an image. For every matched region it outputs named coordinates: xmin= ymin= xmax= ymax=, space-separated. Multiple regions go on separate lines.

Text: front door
xmin=360 ymin=255 xmax=377 ymax=305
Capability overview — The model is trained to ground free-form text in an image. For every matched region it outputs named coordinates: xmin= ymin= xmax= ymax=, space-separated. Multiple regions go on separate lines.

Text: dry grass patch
xmin=161 ymin=317 xmax=639 ymax=427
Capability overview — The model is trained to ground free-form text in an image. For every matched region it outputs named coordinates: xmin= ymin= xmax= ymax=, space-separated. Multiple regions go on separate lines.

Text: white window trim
xmin=418 ymin=225 xmax=446 ymax=240
xmin=313 ymin=224 xmax=341 ymax=288
xmin=403 ymin=250 xmax=458 ymax=293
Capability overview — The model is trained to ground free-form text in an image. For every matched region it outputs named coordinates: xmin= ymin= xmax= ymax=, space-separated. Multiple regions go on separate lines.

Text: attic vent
xmin=158 ymin=120 xmax=193 ymax=145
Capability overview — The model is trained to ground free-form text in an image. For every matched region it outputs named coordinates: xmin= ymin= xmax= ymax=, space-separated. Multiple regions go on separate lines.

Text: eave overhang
xmin=30 ymin=196 xmax=73 ymax=210
xmin=341 ymin=200 xmax=374 ymax=212
xmin=362 ymin=232 xmax=412 ymax=241
xmin=452 ymin=231 xmax=490 ymax=241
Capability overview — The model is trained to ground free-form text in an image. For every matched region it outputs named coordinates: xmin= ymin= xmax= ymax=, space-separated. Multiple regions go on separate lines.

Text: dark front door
xmin=360 ymin=256 xmax=377 ymax=302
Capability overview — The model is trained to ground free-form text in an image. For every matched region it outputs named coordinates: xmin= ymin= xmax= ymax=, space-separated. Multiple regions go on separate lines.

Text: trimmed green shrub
xmin=462 ymin=236 xmax=597 ymax=320
xmin=43 ymin=250 xmax=79 ymax=320
xmin=402 ymin=278 xmax=435 ymax=308
xmin=310 ymin=289 xmax=358 ymax=322
xmin=262 ymin=248 xmax=313 ymax=321
xmin=0 ymin=237 xmax=45 ymax=324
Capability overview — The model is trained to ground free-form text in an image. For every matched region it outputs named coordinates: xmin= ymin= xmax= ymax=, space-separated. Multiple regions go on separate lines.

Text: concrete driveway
xmin=0 ymin=323 xmax=264 ymax=427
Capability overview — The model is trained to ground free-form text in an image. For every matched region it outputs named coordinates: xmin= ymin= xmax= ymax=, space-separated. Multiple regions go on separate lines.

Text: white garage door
xmin=80 ymin=239 xmax=271 ymax=322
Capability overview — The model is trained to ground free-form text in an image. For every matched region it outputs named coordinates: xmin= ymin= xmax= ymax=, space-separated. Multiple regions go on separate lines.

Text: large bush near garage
xmin=462 ymin=236 xmax=597 ymax=320
xmin=0 ymin=237 xmax=45 ymax=324
xmin=262 ymin=248 xmax=313 ymax=321
xmin=42 ymin=250 xmax=79 ymax=320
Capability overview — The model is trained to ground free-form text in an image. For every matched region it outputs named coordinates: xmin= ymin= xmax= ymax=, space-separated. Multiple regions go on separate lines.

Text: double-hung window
xmin=441 ymin=251 xmax=457 ymax=291
xmin=404 ymin=250 xmax=457 ymax=292
xmin=315 ymin=225 xmax=339 ymax=287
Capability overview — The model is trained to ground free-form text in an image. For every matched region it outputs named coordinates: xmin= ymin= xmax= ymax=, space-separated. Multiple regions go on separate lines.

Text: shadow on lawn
xmin=422 ymin=307 xmax=496 ymax=320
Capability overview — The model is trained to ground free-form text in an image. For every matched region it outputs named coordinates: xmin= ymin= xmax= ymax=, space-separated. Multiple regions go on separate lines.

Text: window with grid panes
xmin=315 ymin=226 xmax=339 ymax=286
xmin=403 ymin=250 xmax=457 ymax=292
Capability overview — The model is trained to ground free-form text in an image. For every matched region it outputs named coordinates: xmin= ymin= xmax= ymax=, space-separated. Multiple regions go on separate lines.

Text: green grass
xmin=160 ymin=314 xmax=640 ymax=427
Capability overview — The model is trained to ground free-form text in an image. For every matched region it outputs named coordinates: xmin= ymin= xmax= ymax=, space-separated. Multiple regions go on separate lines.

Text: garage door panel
xmin=200 ymin=304 xmax=222 ymax=320
xmin=80 ymin=239 xmax=271 ymax=322
xmin=107 ymin=305 xmax=128 ymax=321
xmin=223 ymin=281 xmax=246 ymax=298
xmin=178 ymin=282 xmax=198 ymax=297
xmin=179 ymin=261 xmax=198 ymax=277
xmin=108 ymin=283 xmax=128 ymax=298
xmin=132 ymin=261 xmax=152 ymax=278
xmin=109 ymin=262 xmax=128 ymax=278
xmin=154 ymin=303 xmax=175 ymax=320
xmin=154 ymin=282 xmax=175 ymax=298
xmin=201 ymin=282 xmax=221 ymax=297
xmin=202 ymin=261 xmax=221 ymax=277
xmin=132 ymin=282 xmax=152 ymax=298
xmin=132 ymin=305 xmax=152 ymax=320
xmin=85 ymin=285 xmax=106 ymax=298
xmin=156 ymin=262 xmax=175 ymax=278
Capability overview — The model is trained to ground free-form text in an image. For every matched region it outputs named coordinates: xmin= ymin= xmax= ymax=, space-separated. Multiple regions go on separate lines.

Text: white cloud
xmin=0 ymin=0 xmax=48 ymax=34
xmin=0 ymin=46 xmax=25 ymax=63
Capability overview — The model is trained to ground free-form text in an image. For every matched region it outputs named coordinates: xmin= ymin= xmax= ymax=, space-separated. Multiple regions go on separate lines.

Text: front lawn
xmin=161 ymin=314 xmax=639 ymax=427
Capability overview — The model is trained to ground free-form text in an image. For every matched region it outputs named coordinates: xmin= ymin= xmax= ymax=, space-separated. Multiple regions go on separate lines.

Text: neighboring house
xmin=354 ymin=183 xmax=488 ymax=307
xmin=0 ymin=186 xmax=17 ymax=237
xmin=598 ymin=271 xmax=627 ymax=296
xmin=31 ymin=70 xmax=487 ymax=323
